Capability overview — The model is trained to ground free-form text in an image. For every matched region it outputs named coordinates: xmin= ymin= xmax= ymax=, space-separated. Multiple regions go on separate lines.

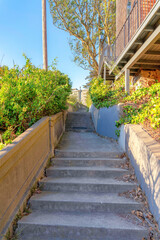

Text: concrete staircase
xmin=18 ymin=154 xmax=147 ymax=239
xmin=65 ymin=112 xmax=95 ymax=132
xmin=18 ymin=113 xmax=147 ymax=240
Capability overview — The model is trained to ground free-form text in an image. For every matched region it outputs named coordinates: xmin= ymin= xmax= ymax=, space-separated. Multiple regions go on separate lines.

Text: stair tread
xmin=30 ymin=192 xmax=140 ymax=205
xmin=41 ymin=177 xmax=136 ymax=186
xmin=55 ymin=149 xmax=123 ymax=153
xmin=48 ymin=166 xmax=128 ymax=171
xmin=19 ymin=211 xmax=145 ymax=231
xmin=52 ymin=157 xmax=125 ymax=161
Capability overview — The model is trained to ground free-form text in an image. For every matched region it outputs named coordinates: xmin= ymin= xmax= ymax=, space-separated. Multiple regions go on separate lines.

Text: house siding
xmin=116 ymin=0 xmax=135 ymax=37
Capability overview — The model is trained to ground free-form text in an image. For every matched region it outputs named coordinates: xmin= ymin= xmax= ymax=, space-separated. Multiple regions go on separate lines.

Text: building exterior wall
xmin=141 ymin=0 xmax=156 ymax=22
xmin=71 ymin=89 xmax=88 ymax=106
xmin=116 ymin=0 xmax=127 ymax=37
xmin=116 ymin=0 xmax=135 ymax=37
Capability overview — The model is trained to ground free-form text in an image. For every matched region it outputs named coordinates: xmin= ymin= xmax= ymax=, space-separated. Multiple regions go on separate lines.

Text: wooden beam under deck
xmin=137 ymin=59 xmax=160 ymax=65
xmin=131 ymin=65 xmax=160 ymax=70
xmin=130 ymin=69 xmax=138 ymax=73
xmin=154 ymin=40 xmax=160 ymax=44
xmin=144 ymin=26 xmax=154 ymax=32
xmin=116 ymin=25 xmax=160 ymax=79
xmin=134 ymin=40 xmax=143 ymax=45
xmin=145 ymin=50 xmax=160 ymax=55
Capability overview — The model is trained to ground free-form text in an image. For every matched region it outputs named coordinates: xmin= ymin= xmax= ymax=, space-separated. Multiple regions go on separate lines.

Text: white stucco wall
xmin=90 ymin=104 xmax=123 ymax=140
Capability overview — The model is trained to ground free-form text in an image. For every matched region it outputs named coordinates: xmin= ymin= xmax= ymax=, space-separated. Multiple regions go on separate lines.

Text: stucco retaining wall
xmin=0 ymin=112 xmax=66 ymax=237
xmin=119 ymin=124 xmax=160 ymax=228
xmin=90 ymin=104 xmax=123 ymax=140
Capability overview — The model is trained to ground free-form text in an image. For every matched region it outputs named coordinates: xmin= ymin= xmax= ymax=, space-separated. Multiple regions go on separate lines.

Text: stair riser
xmin=46 ymin=169 xmax=126 ymax=178
xmin=66 ymin=123 xmax=93 ymax=125
xmin=65 ymin=125 xmax=93 ymax=128
xmin=65 ymin=113 xmax=94 ymax=131
xmin=55 ymin=151 xmax=123 ymax=158
xmin=18 ymin=224 xmax=147 ymax=240
xmin=40 ymin=182 xmax=136 ymax=193
xmin=65 ymin=129 xmax=94 ymax=132
xmin=66 ymin=121 xmax=92 ymax=124
xmin=66 ymin=124 xmax=92 ymax=125
xmin=51 ymin=159 xmax=125 ymax=167
xmin=66 ymin=122 xmax=93 ymax=125
xmin=30 ymin=201 xmax=141 ymax=214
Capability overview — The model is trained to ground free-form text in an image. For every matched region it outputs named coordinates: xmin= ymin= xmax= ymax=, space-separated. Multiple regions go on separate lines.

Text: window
xmin=127 ymin=0 xmax=131 ymax=16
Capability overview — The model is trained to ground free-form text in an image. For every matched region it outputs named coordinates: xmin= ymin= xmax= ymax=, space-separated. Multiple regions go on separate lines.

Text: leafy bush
xmin=89 ymin=76 xmax=160 ymax=135
xmin=86 ymin=91 xmax=92 ymax=109
xmin=0 ymin=56 xmax=72 ymax=146
xmin=0 ymin=143 xmax=6 ymax=150
xmin=89 ymin=76 xmax=126 ymax=109
xmin=67 ymin=95 xmax=78 ymax=106
xmin=116 ymin=83 xmax=160 ymax=129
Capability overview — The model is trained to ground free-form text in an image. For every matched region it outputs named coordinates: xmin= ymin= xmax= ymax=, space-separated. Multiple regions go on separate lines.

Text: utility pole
xmin=98 ymin=0 xmax=102 ymax=64
xmin=42 ymin=0 xmax=48 ymax=70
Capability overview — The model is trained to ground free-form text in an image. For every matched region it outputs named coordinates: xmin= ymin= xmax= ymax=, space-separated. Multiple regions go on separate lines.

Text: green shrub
xmin=89 ymin=76 xmax=160 ymax=134
xmin=89 ymin=76 xmax=126 ymax=109
xmin=116 ymin=83 xmax=160 ymax=129
xmin=0 ymin=56 xmax=72 ymax=146
xmin=86 ymin=91 xmax=92 ymax=109
xmin=67 ymin=95 xmax=78 ymax=106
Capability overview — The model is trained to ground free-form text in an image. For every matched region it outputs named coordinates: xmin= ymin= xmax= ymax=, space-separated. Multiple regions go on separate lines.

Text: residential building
xmin=99 ymin=0 xmax=160 ymax=92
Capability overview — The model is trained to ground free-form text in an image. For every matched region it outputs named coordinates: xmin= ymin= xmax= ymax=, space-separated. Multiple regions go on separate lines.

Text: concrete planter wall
xmin=90 ymin=104 xmax=122 ymax=140
xmin=119 ymin=124 xmax=160 ymax=228
xmin=0 ymin=112 xmax=67 ymax=237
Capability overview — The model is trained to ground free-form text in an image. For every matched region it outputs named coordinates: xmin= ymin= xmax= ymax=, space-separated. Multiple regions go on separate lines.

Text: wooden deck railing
xmin=99 ymin=0 xmax=158 ymax=72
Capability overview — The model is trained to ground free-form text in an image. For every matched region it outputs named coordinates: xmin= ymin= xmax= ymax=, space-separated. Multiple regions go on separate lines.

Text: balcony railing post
xmin=124 ymin=25 xmax=126 ymax=48
xmin=104 ymin=64 xmax=106 ymax=84
xmin=142 ymin=0 xmax=143 ymax=23
xmin=137 ymin=1 xmax=139 ymax=29
xmin=125 ymin=69 xmax=130 ymax=94
xmin=128 ymin=14 xmax=130 ymax=43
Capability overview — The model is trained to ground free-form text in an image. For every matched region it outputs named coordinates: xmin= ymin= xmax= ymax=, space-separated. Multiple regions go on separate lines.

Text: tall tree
xmin=49 ymin=0 xmax=116 ymax=77
xmin=42 ymin=0 xmax=48 ymax=70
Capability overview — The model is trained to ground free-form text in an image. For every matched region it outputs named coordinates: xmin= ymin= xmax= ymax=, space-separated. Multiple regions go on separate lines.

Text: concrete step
xmin=65 ymin=121 xmax=93 ymax=124
xmin=40 ymin=177 xmax=137 ymax=193
xmin=51 ymin=157 xmax=126 ymax=167
xmin=46 ymin=166 xmax=128 ymax=178
xmin=18 ymin=211 xmax=147 ymax=240
xmin=65 ymin=128 xmax=94 ymax=132
xmin=65 ymin=112 xmax=95 ymax=132
xmin=55 ymin=150 xmax=123 ymax=158
xmin=30 ymin=192 xmax=142 ymax=214
xmin=65 ymin=123 xmax=93 ymax=126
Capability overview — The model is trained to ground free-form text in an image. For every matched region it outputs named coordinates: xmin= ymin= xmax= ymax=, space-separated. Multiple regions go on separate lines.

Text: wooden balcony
xmin=99 ymin=0 xmax=160 ymax=79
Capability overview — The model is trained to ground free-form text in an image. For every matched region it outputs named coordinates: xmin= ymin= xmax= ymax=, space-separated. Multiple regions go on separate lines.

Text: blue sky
xmin=0 ymin=0 xmax=89 ymax=89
